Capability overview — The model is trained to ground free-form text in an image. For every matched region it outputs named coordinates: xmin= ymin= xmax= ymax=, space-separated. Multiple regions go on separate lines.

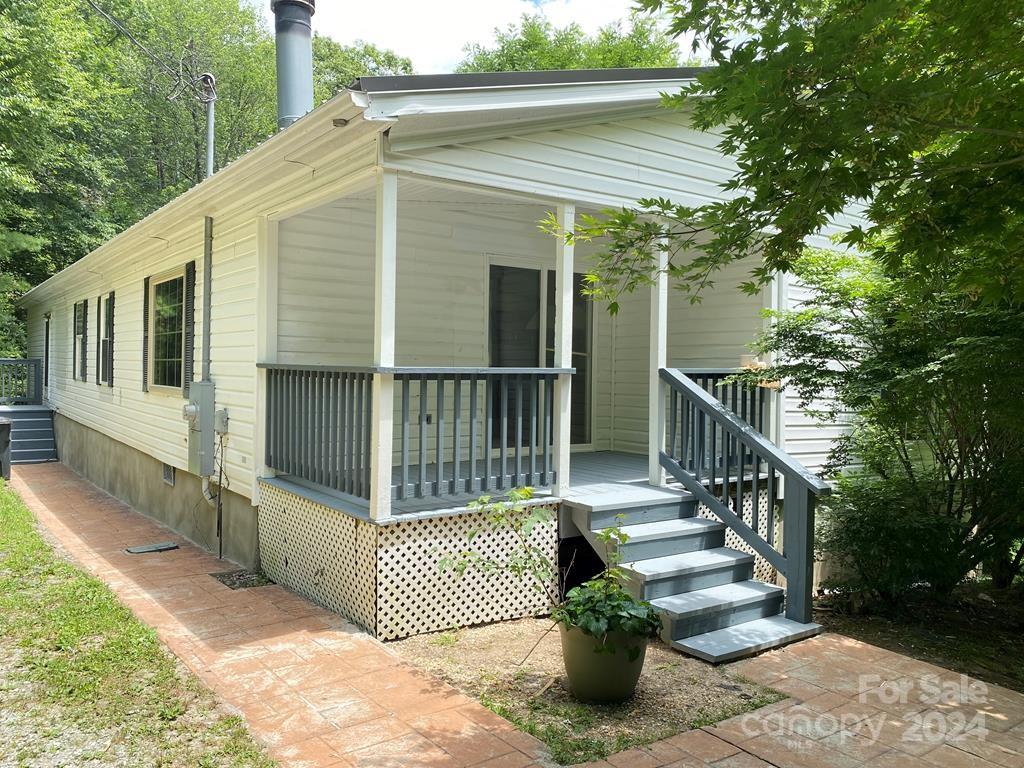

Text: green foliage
xmin=740 ymin=251 xmax=1024 ymax=601
xmin=313 ymin=34 xmax=413 ymax=105
xmin=0 ymin=0 xmax=411 ymax=348
xmin=576 ymin=0 xmax=1024 ymax=307
xmin=441 ymin=492 xmax=661 ymax=655
xmin=439 ymin=487 xmax=561 ymax=607
xmin=0 ymin=479 xmax=274 ymax=765
xmin=817 ymin=474 xmax=961 ymax=604
xmin=457 ymin=14 xmax=683 ymax=73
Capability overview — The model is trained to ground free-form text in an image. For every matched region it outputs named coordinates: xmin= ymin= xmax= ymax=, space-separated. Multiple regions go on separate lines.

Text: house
xmin=14 ymin=2 xmax=849 ymax=662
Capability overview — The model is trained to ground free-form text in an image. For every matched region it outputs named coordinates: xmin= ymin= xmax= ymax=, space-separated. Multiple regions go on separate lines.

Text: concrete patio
xmin=10 ymin=463 xmax=1024 ymax=768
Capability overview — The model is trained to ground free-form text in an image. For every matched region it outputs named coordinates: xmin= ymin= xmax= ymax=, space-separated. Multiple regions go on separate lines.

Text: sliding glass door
xmin=489 ymin=264 xmax=592 ymax=446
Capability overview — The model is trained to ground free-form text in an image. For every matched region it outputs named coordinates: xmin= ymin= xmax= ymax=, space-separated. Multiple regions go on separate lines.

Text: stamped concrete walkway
xmin=12 ymin=463 xmax=1024 ymax=768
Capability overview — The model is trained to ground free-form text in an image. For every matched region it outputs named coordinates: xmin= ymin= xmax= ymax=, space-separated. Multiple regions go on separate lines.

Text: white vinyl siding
xmin=21 ymin=119 xmax=378 ymax=501
xmin=779 ymin=275 xmax=848 ymax=473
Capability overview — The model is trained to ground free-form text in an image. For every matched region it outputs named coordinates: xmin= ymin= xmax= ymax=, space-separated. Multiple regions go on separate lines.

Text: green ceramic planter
xmin=559 ymin=623 xmax=648 ymax=703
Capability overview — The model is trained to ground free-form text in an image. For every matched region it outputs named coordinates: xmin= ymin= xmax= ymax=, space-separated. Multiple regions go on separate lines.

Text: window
xmin=72 ymin=299 xmax=88 ymax=381
xmin=99 ymin=292 xmax=114 ymax=385
xmin=149 ymin=273 xmax=185 ymax=390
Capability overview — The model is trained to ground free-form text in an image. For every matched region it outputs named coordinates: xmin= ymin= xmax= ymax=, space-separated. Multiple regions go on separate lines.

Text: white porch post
xmin=553 ymin=203 xmax=575 ymax=496
xmin=648 ymin=246 xmax=669 ymax=486
xmin=369 ymin=168 xmax=398 ymax=521
xmin=253 ymin=216 xmax=279 ymax=502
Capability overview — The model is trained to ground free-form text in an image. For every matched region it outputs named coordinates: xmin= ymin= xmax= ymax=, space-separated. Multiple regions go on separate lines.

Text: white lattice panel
xmin=258 ymin=482 xmax=377 ymax=632
xmin=697 ymin=487 xmax=777 ymax=583
xmin=375 ymin=504 xmax=558 ymax=640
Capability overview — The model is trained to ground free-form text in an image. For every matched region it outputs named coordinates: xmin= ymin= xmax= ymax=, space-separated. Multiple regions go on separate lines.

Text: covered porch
xmin=254 ymin=170 xmax=771 ymax=521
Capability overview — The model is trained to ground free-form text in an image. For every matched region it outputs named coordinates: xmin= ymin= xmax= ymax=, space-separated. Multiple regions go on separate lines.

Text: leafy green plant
xmin=440 ymin=490 xmax=661 ymax=654
xmin=552 ymin=519 xmax=661 ymax=654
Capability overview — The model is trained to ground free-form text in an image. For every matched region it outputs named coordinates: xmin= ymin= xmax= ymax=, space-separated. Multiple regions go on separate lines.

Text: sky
xmin=262 ymin=0 xmax=651 ymax=74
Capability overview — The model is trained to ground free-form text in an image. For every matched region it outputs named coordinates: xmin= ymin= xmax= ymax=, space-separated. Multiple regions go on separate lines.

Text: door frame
xmin=485 ymin=254 xmax=595 ymax=451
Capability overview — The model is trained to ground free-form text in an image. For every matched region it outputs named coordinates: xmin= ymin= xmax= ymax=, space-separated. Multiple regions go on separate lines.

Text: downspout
xmin=201 ymin=215 xmax=218 ymax=509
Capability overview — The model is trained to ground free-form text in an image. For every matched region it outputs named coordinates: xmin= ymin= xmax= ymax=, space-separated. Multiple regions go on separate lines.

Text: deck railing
xmin=658 ymin=368 xmax=830 ymax=623
xmin=0 ymin=359 xmax=43 ymax=405
xmin=260 ymin=364 xmax=569 ymax=505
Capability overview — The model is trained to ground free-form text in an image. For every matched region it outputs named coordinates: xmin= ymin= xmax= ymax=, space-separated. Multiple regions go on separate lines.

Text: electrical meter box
xmin=183 ymin=381 xmax=216 ymax=476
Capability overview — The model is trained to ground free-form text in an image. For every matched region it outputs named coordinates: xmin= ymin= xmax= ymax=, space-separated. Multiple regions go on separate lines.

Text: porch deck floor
xmin=268 ymin=451 xmax=687 ymax=519
xmin=385 ymin=451 xmax=684 ymax=517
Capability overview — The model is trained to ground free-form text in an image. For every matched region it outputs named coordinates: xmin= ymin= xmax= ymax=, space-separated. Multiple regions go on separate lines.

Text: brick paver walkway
xmin=12 ymin=463 xmax=1024 ymax=768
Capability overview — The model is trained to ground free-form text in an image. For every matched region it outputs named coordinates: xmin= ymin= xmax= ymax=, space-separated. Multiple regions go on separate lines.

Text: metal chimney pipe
xmin=271 ymin=0 xmax=315 ymax=130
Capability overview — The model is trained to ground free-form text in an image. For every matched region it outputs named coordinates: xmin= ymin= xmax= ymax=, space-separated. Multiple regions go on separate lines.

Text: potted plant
xmin=440 ymin=488 xmax=662 ymax=703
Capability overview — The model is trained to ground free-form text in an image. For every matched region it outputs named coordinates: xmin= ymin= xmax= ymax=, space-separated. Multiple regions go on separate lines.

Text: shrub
xmin=817 ymin=472 xmax=964 ymax=604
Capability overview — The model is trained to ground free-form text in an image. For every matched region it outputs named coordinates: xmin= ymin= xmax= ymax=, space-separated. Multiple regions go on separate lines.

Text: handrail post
xmin=31 ymin=359 xmax=42 ymax=404
xmin=783 ymin=481 xmax=816 ymax=623
xmin=648 ymin=244 xmax=668 ymax=485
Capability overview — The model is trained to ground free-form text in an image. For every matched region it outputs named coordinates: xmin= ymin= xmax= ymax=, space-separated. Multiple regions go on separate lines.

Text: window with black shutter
xmin=73 ymin=299 xmax=88 ymax=381
xmin=99 ymin=292 xmax=114 ymax=385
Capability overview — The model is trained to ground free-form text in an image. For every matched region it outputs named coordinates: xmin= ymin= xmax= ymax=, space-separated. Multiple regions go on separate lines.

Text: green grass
xmin=0 ymin=479 xmax=276 ymax=767
xmin=479 ymin=678 xmax=784 ymax=764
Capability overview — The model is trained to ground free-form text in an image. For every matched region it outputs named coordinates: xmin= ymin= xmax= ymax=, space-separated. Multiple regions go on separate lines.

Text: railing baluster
xmin=484 ymin=375 xmax=493 ymax=492
xmin=435 ymin=376 xmax=445 ymax=498
xmin=540 ymin=376 xmax=549 ymax=485
xmin=452 ymin=375 xmax=462 ymax=496
xmin=668 ymin=388 xmax=678 ymax=460
xmin=363 ymin=373 xmax=372 ymax=498
xmin=343 ymin=373 xmax=353 ymax=495
xmin=354 ymin=373 xmax=365 ymax=498
xmin=400 ymin=376 xmax=410 ymax=500
xmin=469 ymin=375 xmax=478 ymax=494
xmin=529 ymin=375 xmax=538 ymax=486
xmin=418 ymin=377 xmax=428 ymax=498
xmin=499 ymin=375 xmax=508 ymax=489
xmin=514 ymin=375 xmax=523 ymax=487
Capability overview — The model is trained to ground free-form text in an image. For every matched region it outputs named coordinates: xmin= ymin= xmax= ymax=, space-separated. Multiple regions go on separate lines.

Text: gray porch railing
xmin=0 ymin=359 xmax=43 ymax=405
xmin=659 ymin=368 xmax=830 ymax=623
xmin=264 ymin=365 xmax=375 ymax=499
xmin=261 ymin=364 xmax=568 ymax=503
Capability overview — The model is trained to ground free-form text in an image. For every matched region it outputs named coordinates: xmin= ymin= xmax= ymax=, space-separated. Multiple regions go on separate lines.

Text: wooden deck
xmin=267 ymin=451 xmax=686 ymax=519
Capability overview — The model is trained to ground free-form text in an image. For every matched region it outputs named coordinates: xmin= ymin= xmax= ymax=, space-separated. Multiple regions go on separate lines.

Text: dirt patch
xmin=211 ymin=568 xmax=274 ymax=590
xmin=390 ymin=617 xmax=783 ymax=764
xmin=817 ymin=582 xmax=1024 ymax=693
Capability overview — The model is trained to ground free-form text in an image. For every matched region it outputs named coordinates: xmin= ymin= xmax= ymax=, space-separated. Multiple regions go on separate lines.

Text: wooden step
xmin=652 ymin=580 xmax=784 ymax=640
xmin=624 ymin=547 xmax=754 ymax=600
xmin=671 ymin=615 xmax=822 ymax=664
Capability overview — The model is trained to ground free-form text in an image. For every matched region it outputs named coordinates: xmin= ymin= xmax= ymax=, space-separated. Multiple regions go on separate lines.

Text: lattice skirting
xmin=257 ymin=481 xmax=557 ymax=640
xmin=696 ymin=487 xmax=777 ymax=583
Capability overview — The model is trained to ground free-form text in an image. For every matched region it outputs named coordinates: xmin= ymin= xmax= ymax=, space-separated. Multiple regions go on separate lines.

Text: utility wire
xmin=82 ymin=0 xmax=215 ymax=103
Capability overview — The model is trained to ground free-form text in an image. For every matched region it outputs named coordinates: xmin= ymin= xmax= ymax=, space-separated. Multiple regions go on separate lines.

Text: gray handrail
xmin=658 ymin=367 xmax=826 ymax=623
xmin=258 ymin=363 xmax=574 ymax=375
xmin=660 ymin=368 xmax=830 ymax=494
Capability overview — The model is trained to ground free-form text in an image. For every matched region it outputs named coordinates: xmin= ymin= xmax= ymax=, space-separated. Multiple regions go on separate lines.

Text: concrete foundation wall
xmin=54 ymin=413 xmax=259 ymax=569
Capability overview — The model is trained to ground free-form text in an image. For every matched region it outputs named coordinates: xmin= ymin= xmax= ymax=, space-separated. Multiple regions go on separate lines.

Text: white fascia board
xmin=355 ymin=79 xmax=692 ymax=122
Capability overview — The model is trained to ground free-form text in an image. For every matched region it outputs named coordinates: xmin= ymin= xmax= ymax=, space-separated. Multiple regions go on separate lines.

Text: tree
xmin=574 ymin=0 xmax=1024 ymax=308
xmin=457 ymin=14 xmax=683 ymax=73
xmin=313 ymin=35 xmax=412 ymax=104
xmin=739 ymin=250 xmax=1024 ymax=599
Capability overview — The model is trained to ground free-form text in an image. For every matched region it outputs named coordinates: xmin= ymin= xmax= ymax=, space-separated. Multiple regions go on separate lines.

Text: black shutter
xmin=107 ymin=291 xmax=115 ymax=387
xmin=142 ymin=278 xmax=150 ymax=392
xmin=95 ymin=296 xmax=101 ymax=385
xmin=183 ymin=261 xmax=196 ymax=397
xmin=80 ymin=298 xmax=88 ymax=382
xmin=72 ymin=303 xmax=78 ymax=381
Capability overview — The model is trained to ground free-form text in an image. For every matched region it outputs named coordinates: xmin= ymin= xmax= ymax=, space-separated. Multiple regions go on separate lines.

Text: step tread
xmin=618 ymin=517 xmax=724 ymax=542
xmin=651 ymin=580 xmax=783 ymax=619
xmin=671 ymin=616 xmax=822 ymax=663
xmin=561 ymin=484 xmax=694 ymax=513
xmin=625 ymin=547 xmax=753 ymax=581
